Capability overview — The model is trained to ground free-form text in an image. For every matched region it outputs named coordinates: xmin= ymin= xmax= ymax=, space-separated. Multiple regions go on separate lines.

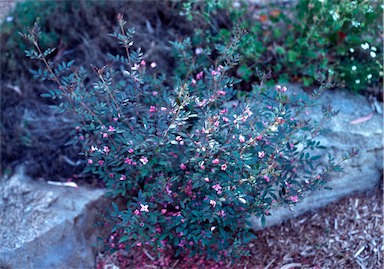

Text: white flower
xmin=371 ymin=46 xmax=377 ymax=51
xmin=370 ymin=51 xmax=377 ymax=58
xmin=349 ymin=48 xmax=354 ymax=53
xmin=367 ymin=74 xmax=372 ymax=79
xmin=351 ymin=20 xmax=361 ymax=27
xmin=355 ymin=79 xmax=360 ymax=84
xmin=361 ymin=43 xmax=369 ymax=50
xmin=351 ymin=66 xmax=357 ymax=71
xmin=6 ymin=16 xmax=13 ymax=22
xmin=329 ymin=10 xmax=339 ymax=21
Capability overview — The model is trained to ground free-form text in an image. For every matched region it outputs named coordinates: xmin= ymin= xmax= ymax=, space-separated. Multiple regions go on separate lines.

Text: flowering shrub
xmin=21 ymin=15 xmax=357 ymax=260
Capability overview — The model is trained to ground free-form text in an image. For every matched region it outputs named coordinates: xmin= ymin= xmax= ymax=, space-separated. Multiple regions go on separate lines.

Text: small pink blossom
xmin=180 ymin=163 xmax=187 ymax=170
xmin=196 ymin=71 xmax=204 ymax=80
xmin=204 ymin=177 xmax=210 ymax=182
xmin=256 ymin=135 xmax=263 ymax=140
xmin=282 ymin=86 xmax=287 ymax=92
xmin=161 ymin=209 xmax=167 ymax=214
xmin=124 ymin=158 xmax=133 ymax=165
xmin=217 ymin=90 xmax=226 ymax=96
xmin=210 ymin=200 xmax=216 ymax=208
xmin=263 ymin=175 xmax=270 ymax=182
xmin=223 ymin=117 xmax=229 ymax=122
xmin=109 ymin=173 xmax=114 ymax=178
xmin=87 ymin=159 xmax=93 ymax=164
xmin=128 ymin=148 xmax=134 ymax=153
xmin=140 ymin=204 xmax=149 ymax=212
xmin=149 ymin=106 xmax=156 ymax=113
xmin=220 ymin=109 xmax=228 ymax=114
xmin=103 ymin=133 xmax=108 ymax=138
xmin=152 ymin=91 xmax=158 ymax=96
xmin=200 ymin=165 xmax=205 ymax=170
xmin=120 ymin=175 xmax=126 ymax=181
xmin=217 ymin=65 xmax=224 ymax=71
xmin=212 ymin=184 xmax=222 ymax=194
xmin=258 ymin=151 xmax=265 ymax=158
xmin=134 ymin=209 xmax=140 ymax=215
xmin=214 ymin=121 xmax=220 ymax=127
xmin=79 ymin=135 xmax=84 ymax=141
xmin=290 ymin=196 xmax=299 ymax=203
xmin=108 ymin=126 xmax=116 ymax=132
xmin=140 ymin=60 xmax=146 ymax=66
xmin=217 ymin=210 xmax=225 ymax=217
xmin=276 ymin=85 xmax=281 ymax=91
xmin=113 ymin=117 xmax=118 ymax=121
xmin=176 ymin=136 xmax=182 ymax=141
xmin=239 ymin=135 xmax=245 ymax=143
xmin=150 ymin=62 xmax=157 ymax=68
xmin=98 ymin=160 xmax=104 ymax=166
xmin=221 ymin=164 xmax=227 ymax=171
xmin=160 ymin=107 xmax=167 ymax=111
xmin=140 ymin=156 xmax=148 ymax=165
xmin=103 ymin=146 xmax=110 ymax=154
xmin=212 ymin=159 xmax=220 ymax=164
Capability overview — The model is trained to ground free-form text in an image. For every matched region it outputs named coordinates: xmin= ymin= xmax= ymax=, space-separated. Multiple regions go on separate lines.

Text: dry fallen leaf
xmin=349 ymin=113 xmax=373 ymax=124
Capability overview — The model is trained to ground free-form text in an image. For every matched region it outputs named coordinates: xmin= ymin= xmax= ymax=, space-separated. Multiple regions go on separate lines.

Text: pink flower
xmin=282 ymin=86 xmax=287 ymax=92
xmin=103 ymin=133 xmax=108 ymax=138
xmin=98 ymin=160 xmax=104 ymax=166
xmin=140 ymin=204 xmax=149 ymax=212
xmin=214 ymin=121 xmax=219 ymax=127
xmin=258 ymin=151 xmax=265 ymax=158
xmin=108 ymin=126 xmax=116 ymax=132
xmin=79 ymin=135 xmax=84 ymax=141
xmin=134 ymin=209 xmax=140 ymax=215
xmin=256 ymin=135 xmax=263 ymax=140
xmin=239 ymin=135 xmax=245 ymax=143
xmin=176 ymin=136 xmax=182 ymax=141
xmin=210 ymin=200 xmax=216 ymax=208
xmin=152 ymin=91 xmax=158 ymax=96
xmin=263 ymin=175 xmax=270 ymax=182
xmin=221 ymin=164 xmax=227 ymax=171
xmin=212 ymin=159 xmax=220 ymax=164
xmin=149 ymin=106 xmax=156 ymax=113
xmin=160 ymin=107 xmax=167 ymax=111
xmin=120 ymin=175 xmax=126 ymax=181
xmin=290 ymin=196 xmax=299 ymax=203
xmin=124 ymin=158 xmax=133 ymax=165
xmin=212 ymin=184 xmax=222 ymax=194
xmin=204 ymin=177 xmax=210 ymax=182
xmin=103 ymin=146 xmax=110 ymax=154
xmin=180 ymin=163 xmax=187 ymax=170
xmin=161 ymin=209 xmax=167 ymax=214
xmin=128 ymin=148 xmax=134 ymax=153
xmin=276 ymin=85 xmax=281 ymax=91
xmin=87 ymin=159 xmax=93 ymax=164
xmin=217 ymin=210 xmax=225 ymax=217
xmin=200 ymin=165 xmax=205 ymax=170
xmin=140 ymin=156 xmax=148 ymax=165
xmin=217 ymin=90 xmax=226 ymax=96
xmin=109 ymin=173 xmax=114 ymax=178
xmin=150 ymin=62 xmax=157 ymax=68
xmin=223 ymin=117 xmax=229 ymax=123
xmin=140 ymin=60 xmax=146 ymax=66
xmin=196 ymin=71 xmax=204 ymax=80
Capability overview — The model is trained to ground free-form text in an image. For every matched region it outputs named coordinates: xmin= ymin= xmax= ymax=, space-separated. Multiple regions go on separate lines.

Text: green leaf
xmin=287 ymin=50 xmax=299 ymax=63
xmin=118 ymin=235 xmax=130 ymax=243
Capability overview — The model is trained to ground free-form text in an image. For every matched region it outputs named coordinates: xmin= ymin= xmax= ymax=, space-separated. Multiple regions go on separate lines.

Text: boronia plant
xmin=21 ymin=15 xmax=357 ymax=260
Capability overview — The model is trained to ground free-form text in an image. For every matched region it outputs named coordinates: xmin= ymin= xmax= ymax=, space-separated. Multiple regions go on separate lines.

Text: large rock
xmin=0 ymin=166 xmax=108 ymax=269
xmin=250 ymin=87 xmax=383 ymax=230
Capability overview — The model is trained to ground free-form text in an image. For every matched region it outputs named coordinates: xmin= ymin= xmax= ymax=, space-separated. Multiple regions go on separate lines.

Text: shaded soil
xmin=96 ymin=186 xmax=383 ymax=268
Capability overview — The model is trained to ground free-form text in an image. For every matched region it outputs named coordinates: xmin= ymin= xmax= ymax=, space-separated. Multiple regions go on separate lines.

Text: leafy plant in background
xmin=21 ymin=15 xmax=357 ymax=260
xmin=178 ymin=0 xmax=383 ymax=93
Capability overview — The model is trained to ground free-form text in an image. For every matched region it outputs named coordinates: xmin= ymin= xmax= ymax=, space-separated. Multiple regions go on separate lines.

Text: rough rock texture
xmin=0 ymin=167 xmax=108 ymax=269
xmin=250 ymin=87 xmax=383 ymax=230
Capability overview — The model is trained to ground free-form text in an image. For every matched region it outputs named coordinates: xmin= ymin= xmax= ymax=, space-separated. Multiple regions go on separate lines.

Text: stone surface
xmin=250 ymin=87 xmax=383 ymax=230
xmin=0 ymin=166 xmax=108 ymax=269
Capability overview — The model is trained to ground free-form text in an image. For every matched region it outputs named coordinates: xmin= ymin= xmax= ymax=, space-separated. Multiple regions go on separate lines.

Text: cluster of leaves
xmin=179 ymin=0 xmax=383 ymax=93
xmin=21 ymin=15 xmax=357 ymax=260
